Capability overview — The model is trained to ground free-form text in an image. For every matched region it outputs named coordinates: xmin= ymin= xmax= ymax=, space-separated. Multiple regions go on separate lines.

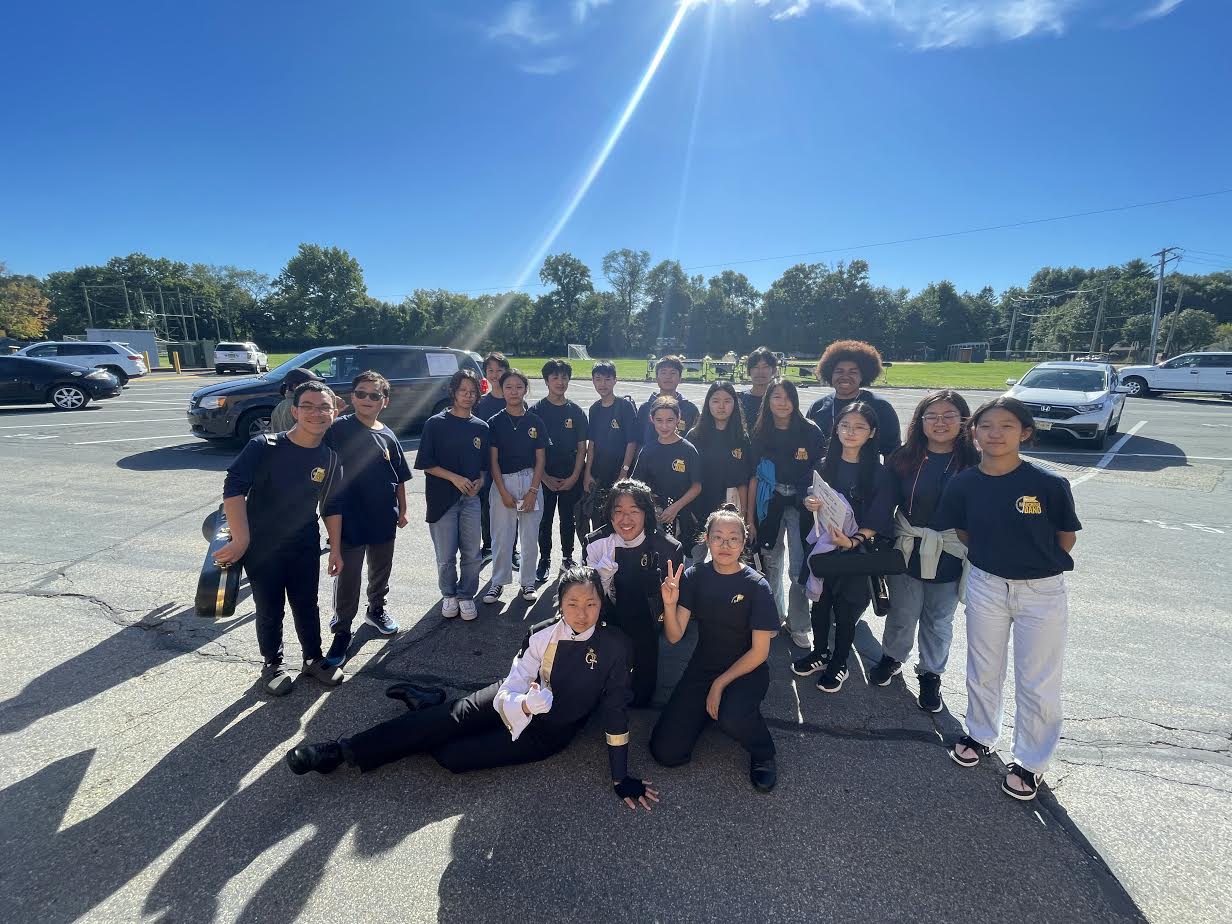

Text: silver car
xmin=1004 ymin=361 xmax=1127 ymax=450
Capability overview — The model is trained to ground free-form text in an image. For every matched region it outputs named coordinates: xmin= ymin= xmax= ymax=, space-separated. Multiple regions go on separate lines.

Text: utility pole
xmin=1148 ymin=247 xmax=1180 ymax=363
xmin=121 ymin=280 xmax=132 ymax=324
xmin=1162 ymin=282 xmax=1186 ymax=357
xmin=1089 ymin=283 xmax=1109 ymax=355
xmin=1007 ymin=304 xmax=1020 ymax=358
xmin=81 ymin=284 xmax=94 ymax=328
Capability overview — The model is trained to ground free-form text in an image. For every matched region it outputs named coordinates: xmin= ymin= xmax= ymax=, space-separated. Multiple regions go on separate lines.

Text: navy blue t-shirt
xmin=325 ymin=415 xmax=412 ymax=545
xmin=223 ymin=433 xmax=343 ymax=551
xmin=415 ymin=410 xmax=490 ymax=523
xmin=475 ymin=392 xmax=505 ymax=423
xmin=588 ymin=397 xmax=638 ymax=485
xmin=488 ymin=408 xmax=548 ymax=475
xmin=531 ymin=397 xmax=589 ymax=479
xmin=687 ymin=424 xmax=754 ymax=520
xmin=806 ymin=390 xmax=902 ymax=458
xmin=934 ymin=461 xmax=1081 ymax=580
xmin=633 ymin=437 xmax=701 ymax=507
xmin=678 ymin=563 xmax=779 ymax=673
xmin=634 ymin=392 xmax=700 ymax=447
xmin=752 ymin=420 xmax=826 ymax=493
xmin=739 ymin=390 xmax=767 ymax=430
xmin=893 ymin=450 xmax=968 ymax=583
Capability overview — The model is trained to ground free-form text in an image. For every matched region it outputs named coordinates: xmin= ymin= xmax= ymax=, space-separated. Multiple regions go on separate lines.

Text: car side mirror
xmin=1005 ymin=379 xmax=1018 ymax=386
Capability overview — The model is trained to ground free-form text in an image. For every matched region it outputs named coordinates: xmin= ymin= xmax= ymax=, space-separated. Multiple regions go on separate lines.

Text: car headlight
xmin=1075 ymin=401 xmax=1105 ymax=413
xmin=199 ymin=396 xmax=228 ymax=409
xmin=70 ymin=370 xmax=84 ymax=377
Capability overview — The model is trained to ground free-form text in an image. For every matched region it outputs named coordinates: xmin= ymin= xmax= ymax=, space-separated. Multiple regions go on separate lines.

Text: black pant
xmin=810 ymin=575 xmax=872 ymax=668
xmin=538 ymin=481 xmax=580 ymax=563
xmin=649 ymin=664 xmax=774 ymax=765
xmin=609 ymin=606 xmax=659 ymax=708
xmin=332 ymin=539 xmax=395 ymax=633
xmin=345 ymin=682 xmax=580 ymax=773
xmin=245 ymin=542 xmax=323 ymax=665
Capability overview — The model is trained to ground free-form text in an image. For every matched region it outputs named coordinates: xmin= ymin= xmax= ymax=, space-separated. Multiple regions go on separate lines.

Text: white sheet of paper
xmin=426 ymin=352 xmax=458 ymax=377
xmin=810 ymin=472 xmax=848 ymax=537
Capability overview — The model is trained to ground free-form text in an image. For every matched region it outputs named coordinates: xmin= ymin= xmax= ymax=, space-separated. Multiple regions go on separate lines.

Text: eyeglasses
xmin=296 ymin=403 xmax=333 ymax=415
xmin=352 ymin=390 xmax=385 ymax=401
xmin=837 ymin=424 xmax=871 ymax=434
xmin=708 ymin=536 xmax=744 ymax=548
xmin=922 ymin=412 xmax=962 ymax=423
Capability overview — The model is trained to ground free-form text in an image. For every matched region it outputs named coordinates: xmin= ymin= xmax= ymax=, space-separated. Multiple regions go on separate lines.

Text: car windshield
xmin=1019 ymin=368 xmax=1106 ymax=392
xmin=217 ymin=342 xmax=247 ymax=351
xmin=261 ymin=348 xmax=329 ymax=382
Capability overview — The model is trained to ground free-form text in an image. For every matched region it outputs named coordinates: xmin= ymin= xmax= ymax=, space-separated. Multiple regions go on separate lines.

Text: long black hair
xmin=752 ymin=378 xmax=809 ymax=441
xmin=601 ymin=479 xmax=658 ymax=535
xmin=890 ymin=389 xmax=980 ymax=477
xmin=820 ymin=401 xmax=881 ymax=504
xmin=689 ymin=381 xmax=750 ymax=444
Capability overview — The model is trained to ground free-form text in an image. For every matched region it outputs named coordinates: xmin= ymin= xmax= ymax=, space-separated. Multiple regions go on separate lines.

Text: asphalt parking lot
xmin=0 ymin=371 xmax=1228 ymax=923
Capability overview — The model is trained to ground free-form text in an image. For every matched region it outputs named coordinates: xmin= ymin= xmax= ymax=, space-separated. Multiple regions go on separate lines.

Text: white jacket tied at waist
xmin=893 ymin=510 xmax=969 ymax=586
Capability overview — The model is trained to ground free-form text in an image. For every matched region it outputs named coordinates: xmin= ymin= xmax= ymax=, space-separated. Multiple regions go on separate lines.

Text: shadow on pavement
xmin=1030 ymin=434 xmax=1191 ymax=474
xmin=117 ymin=443 xmax=237 ymax=472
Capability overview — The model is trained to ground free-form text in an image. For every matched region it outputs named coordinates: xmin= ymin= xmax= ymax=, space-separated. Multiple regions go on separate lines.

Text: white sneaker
xmin=482 ymin=585 xmax=502 ymax=605
xmin=442 ymin=597 xmax=460 ymax=619
xmin=790 ymin=630 xmax=813 ymax=650
xmin=520 ymin=585 xmax=537 ymax=602
xmin=459 ymin=599 xmax=478 ymax=621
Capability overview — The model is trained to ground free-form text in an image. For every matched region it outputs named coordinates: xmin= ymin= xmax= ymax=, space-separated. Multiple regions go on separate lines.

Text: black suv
xmin=187 ymin=344 xmax=484 ymax=442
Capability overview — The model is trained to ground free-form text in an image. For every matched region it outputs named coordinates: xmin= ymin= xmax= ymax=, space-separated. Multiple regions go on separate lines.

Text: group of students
xmin=215 ymin=339 xmax=1080 ymax=806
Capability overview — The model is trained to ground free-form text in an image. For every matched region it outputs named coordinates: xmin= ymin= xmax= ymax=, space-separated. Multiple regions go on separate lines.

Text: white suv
xmin=1118 ymin=352 xmax=1232 ymax=398
xmin=1004 ymin=361 xmax=1127 ymax=450
xmin=213 ymin=342 xmax=269 ymax=375
xmin=17 ymin=341 xmax=147 ymax=385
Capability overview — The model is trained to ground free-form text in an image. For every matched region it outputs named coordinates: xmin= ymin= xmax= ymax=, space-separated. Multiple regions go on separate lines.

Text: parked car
xmin=0 ymin=356 xmax=123 ymax=410
xmin=1004 ymin=360 xmax=1127 ymax=450
xmin=17 ymin=341 xmax=147 ymax=385
xmin=213 ymin=341 xmax=269 ymax=375
xmin=1118 ymin=352 xmax=1232 ymax=398
xmin=188 ymin=344 xmax=485 ymax=442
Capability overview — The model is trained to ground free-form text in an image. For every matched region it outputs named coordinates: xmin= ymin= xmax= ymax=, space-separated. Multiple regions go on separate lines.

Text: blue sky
xmin=3 ymin=0 xmax=1229 ymax=299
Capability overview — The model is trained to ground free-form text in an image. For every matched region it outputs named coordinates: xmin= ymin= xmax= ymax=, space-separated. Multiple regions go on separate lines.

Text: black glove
xmin=614 ymin=777 xmax=647 ymax=800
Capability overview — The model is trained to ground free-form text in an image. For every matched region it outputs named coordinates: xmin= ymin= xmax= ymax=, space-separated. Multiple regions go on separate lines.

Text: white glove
xmin=522 ymin=684 xmax=554 ymax=715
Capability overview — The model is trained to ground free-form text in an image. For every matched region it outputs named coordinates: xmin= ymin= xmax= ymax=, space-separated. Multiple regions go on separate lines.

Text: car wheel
xmin=49 ymin=385 xmax=89 ymax=410
xmin=237 ymin=409 xmax=272 ymax=441
xmin=1122 ymin=376 xmax=1151 ymax=398
xmin=104 ymin=366 xmax=129 ymax=386
xmin=1108 ymin=415 xmax=1119 ymax=436
xmin=1090 ymin=429 xmax=1109 ymax=451
xmin=215 ymin=366 xmax=225 ymax=375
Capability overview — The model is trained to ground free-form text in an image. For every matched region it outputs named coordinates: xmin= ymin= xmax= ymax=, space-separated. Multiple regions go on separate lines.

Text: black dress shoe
xmin=385 ymin=682 xmax=447 ymax=711
xmin=286 ymin=741 xmax=344 ymax=775
xmin=750 ymin=757 xmax=777 ymax=793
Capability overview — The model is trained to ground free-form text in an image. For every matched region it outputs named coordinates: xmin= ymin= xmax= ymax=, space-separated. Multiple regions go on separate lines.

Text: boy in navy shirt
xmin=321 ymin=371 xmax=412 ymax=667
xmin=476 ymin=352 xmax=511 ymax=562
xmin=633 ymin=356 xmax=699 ymax=449
xmin=739 ymin=346 xmax=778 ymax=429
xmin=217 ymin=380 xmax=345 ymax=696
xmin=531 ymin=359 xmax=589 ymax=583
xmin=417 ymin=369 xmax=490 ymax=622
xmin=580 ymin=360 xmax=637 ymax=541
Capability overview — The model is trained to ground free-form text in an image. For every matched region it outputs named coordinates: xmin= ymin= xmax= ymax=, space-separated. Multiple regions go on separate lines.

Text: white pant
xmin=964 ymin=565 xmax=1069 ymax=775
xmin=489 ymin=469 xmax=543 ymax=588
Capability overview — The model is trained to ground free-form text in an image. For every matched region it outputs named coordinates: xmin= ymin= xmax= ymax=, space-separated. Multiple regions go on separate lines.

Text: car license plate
xmin=1035 ymin=420 xmax=1052 ymax=431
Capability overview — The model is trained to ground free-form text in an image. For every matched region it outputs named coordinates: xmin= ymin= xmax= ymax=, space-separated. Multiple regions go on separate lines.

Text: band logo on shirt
xmin=794 ymin=447 xmax=808 ymax=461
xmin=731 ymin=448 xmax=743 ymax=460
xmin=528 ymin=427 xmax=538 ymax=438
xmin=473 ymin=436 xmax=481 ymax=449
xmin=672 ymin=459 xmax=686 ymax=473
xmin=565 ymin=418 xmax=574 ymax=429
xmin=611 ymin=419 xmax=621 ymax=429
xmin=641 ymin=553 xmax=649 ymax=568
xmin=585 ymin=647 xmax=598 ymax=670
xmin=1016 ymin=495 xmax=1043 ymax=515
xmin=310 ymin=467 xmax=326 ymax=483
xmin=731 ymin=593 xmax=745 ymax=603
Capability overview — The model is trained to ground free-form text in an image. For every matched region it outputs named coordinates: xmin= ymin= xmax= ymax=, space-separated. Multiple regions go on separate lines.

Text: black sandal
xmin=948 ymin=735 xmax=990 ymax=768
xmin=1002 ymin=763 xmax=1043 ymax=801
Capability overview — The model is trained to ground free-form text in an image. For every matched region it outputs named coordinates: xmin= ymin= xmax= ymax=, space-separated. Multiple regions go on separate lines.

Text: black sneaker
xmin=816 ymin=664 xmax=849 ymax=694
xmin=750 ymin=757 xmax=777 ymax=793
xmin=480 ymin=547 xmax=493 ymax=564
xmin=364 ymin=609 xmax=400 ymax=635
xmin=790 ymin=651 xmax=830 ymax=677
xmin=512 ymin=550 xmax=521 ymax=571
xmin=918 ymin=671 xmax=943 ymax=713
xmin=322 ymin=631 xmax=352 ymax=668
xmin=261 ymin=662 xmax=294 ymax=697
xmin=561 ymin=556 xmax=576 ymax=570
xmin=869 ymin=655 xmax=902 ymax=687
xmin=534 ymin=562 xmax=550 ymax=584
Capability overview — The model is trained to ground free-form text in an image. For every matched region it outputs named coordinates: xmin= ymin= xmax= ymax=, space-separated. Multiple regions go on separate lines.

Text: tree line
xmin=3 ymin=246 xmax=1230 ymax=360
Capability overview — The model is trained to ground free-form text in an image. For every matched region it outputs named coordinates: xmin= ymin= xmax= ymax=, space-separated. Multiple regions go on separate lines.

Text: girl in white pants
xmin=934 ymin=397 xmax=1081 ymax=802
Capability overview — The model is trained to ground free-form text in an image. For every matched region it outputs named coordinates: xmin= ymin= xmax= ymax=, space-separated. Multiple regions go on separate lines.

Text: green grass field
xmin=266 ymin=352 xmax=1034 ymax=392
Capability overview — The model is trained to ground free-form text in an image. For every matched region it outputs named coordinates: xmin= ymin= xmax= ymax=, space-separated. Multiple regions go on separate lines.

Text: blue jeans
xmin=428 ymin=496 xmax=482 ymax=600
xmin=882 ymin=572 xmax=960 ymax=675
xmin=760 ymin=504 xmax=809 ymax=635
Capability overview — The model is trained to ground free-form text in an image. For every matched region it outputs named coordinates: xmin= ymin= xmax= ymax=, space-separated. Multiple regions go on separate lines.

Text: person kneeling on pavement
xmin=285 ymin=566 xmax=660 ymax=812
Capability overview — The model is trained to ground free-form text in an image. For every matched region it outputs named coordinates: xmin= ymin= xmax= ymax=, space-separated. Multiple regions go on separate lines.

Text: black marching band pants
xmin=332 ymin=539 xmax=395 ymax=632
xmin=810 ymin=574 xmax=873 ymax=668
xmin=245 ymin=541 xmax=323 ymax=665
xmin=345 ymin=683 xmax=581 ymax=774
xmin=649 ymin=664 xmax=774 ymax=765
xmin=538 ymin=481 xmax=580 ymax=562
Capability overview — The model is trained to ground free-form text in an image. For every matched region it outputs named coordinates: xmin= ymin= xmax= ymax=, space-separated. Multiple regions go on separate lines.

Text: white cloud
xmin=488 ymin=1 xmax=557 ymax=45
xmin=519 ymin=55 xmax=575 ymax=75
xmin=572 ymin=0 xmax=612 ymax=24
xmin=1130 ymin=0 xmax=1184 ymax=24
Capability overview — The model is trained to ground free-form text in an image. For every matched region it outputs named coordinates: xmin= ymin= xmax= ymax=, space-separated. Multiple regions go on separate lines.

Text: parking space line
xmin=73 ymin=434 xmax=197 ymax=445
xmin=0 ymin=417 xmax=184 ymax=430
xmin=1070 ymin=420 xmax=1147 ymax=487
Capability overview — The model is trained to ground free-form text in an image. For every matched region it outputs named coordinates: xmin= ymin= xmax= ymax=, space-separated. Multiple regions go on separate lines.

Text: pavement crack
xmin=1052 ymin=756 xmax=1232 ymax=796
